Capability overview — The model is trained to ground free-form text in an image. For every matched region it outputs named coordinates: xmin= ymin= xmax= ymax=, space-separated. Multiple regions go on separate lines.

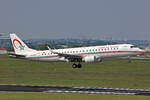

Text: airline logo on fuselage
xmin=13 ymin=39 xmax=25 ymax=50
xmin=98 ymin=46 xmax=118 ymax=49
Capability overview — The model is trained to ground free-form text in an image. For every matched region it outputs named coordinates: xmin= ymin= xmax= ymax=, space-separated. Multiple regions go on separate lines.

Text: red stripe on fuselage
xmin=29 ymin=51 xmax=143 ymax=59
xmin=79 ymin=51 xmax=143 ymax=55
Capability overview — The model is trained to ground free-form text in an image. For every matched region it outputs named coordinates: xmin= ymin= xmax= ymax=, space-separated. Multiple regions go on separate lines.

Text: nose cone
xmin=139 ymin=48 xmax=145 ymax=54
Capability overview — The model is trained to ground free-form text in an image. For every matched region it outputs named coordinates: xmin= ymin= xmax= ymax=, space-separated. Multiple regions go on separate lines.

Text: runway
xmin=0 ymin=84 xmax=150 ymax=96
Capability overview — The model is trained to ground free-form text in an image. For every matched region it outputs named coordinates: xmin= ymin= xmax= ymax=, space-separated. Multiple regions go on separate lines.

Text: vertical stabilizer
xmin=10 ymin=33 xmax=35 ymax=54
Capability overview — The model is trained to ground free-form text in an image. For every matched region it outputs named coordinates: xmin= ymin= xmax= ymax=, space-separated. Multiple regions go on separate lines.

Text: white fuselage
xmin=26 ymin=44 xmax=144 ymax=62
xmin=9 ymin=34 xmax=145 ymax=64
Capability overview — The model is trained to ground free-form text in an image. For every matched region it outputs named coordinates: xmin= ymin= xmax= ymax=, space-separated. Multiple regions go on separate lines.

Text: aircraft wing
xmin=52 ymin=51 xmax=82 ymax=58
xmin=47 ymin=46 xmax=82 ymax=61
xmin=52 ymin=51 xmax=82 ymax=62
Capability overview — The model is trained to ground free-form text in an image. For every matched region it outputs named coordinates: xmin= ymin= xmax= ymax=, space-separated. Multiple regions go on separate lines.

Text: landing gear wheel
xmin=72 ymin=64 xmax=77 ymax=68
xmin=77 ymin=64 xmax=82 ymax=68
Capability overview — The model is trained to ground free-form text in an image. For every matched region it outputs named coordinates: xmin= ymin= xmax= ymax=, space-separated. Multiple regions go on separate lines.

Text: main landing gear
xmin=72 ymin=63 xmax=82 ymax=68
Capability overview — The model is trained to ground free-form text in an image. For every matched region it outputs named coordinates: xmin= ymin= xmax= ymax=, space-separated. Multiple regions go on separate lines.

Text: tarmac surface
xmin=0 ymin=84 xmax=150 ymax=96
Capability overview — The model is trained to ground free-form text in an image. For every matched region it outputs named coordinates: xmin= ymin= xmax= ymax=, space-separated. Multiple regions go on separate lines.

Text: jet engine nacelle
xmin=83 ymin=56 xmax=102 ymax=63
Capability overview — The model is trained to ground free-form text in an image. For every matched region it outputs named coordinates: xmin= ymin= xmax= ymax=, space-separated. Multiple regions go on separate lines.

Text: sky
xmin=0 ymin=0 xmax=150 ymax=40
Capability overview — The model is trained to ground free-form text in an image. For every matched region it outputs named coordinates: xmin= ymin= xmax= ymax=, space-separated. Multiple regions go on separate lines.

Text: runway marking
xmin=0 ymin=84 xmax=150 ymax=96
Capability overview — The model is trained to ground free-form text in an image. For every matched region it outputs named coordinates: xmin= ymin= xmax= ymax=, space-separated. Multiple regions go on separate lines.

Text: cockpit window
xmin=131 ymin=46 xmax=137 ymax=48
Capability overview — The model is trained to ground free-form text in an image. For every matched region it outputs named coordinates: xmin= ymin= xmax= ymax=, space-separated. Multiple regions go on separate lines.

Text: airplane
xmin=9 ymin=33 xmax=145 ymax=68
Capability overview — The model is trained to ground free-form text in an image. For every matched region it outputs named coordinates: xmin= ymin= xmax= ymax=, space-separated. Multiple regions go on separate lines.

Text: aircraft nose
xmin=139 ymin=48 xmax=145 ymax=53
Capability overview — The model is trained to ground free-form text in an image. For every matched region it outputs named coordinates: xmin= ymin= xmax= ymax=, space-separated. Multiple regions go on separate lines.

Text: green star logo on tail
xmin=13 ymin=39 xmax=25 ymax=51
xmin=19 ymin=45 xmax=25 ymax=50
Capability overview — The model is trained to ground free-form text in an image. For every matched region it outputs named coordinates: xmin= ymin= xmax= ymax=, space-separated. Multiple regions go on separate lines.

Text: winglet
xmin=47 ymin=46 xmax=51 ymax=50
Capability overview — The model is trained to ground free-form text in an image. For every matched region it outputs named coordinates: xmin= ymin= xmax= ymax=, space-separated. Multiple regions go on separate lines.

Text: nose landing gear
xmin=128 ymin=56 xmax=131 ymax=63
